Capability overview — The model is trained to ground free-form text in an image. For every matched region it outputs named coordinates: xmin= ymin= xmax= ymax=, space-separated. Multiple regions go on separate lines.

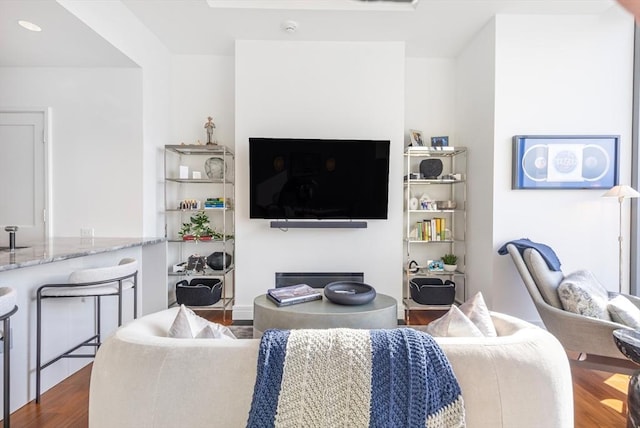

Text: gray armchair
xmin=506 ymin=243 xmax=639 ymax=374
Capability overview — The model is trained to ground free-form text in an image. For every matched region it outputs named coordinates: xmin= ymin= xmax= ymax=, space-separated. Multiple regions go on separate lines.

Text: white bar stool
xmin=36 ymin=258 xmax=137 ymax=403
xmin=0 ymin=288 xmax=17 ymax=428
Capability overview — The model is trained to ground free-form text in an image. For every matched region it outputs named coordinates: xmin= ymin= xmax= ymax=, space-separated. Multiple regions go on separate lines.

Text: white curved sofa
xmin=89 ymin=308 xmax=573 ymax=428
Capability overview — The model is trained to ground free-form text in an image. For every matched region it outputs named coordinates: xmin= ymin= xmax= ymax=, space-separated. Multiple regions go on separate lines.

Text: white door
xmin=0 ymin=110 xmax=47 ymax=246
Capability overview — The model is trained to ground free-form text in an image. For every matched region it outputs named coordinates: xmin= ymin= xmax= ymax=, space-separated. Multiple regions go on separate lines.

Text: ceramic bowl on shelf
xmin=205 ymin=157 xmax=225 ymax=179
xmin=435 ymin=201 xmax=457 ymax=210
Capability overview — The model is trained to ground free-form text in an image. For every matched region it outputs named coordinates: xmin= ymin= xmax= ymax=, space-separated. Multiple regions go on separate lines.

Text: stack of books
xmin=204 ymin=197 xmax=226 ymax=208
xmin=267 ymin=284 xmax=323 ymax=307
xmin=415 ymin=218 xmax=447 ymax=241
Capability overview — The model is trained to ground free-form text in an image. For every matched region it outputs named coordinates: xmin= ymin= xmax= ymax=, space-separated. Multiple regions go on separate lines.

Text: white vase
xmin=443 ymin=264 xmax=457 ymax=272
xmin=409 ymin=197 xmax=418 ymax=210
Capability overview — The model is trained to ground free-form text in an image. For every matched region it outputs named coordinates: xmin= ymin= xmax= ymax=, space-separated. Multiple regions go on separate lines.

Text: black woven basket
xmin=409 ymin=277 xmax=455 ymax=305
xmin=176 ymin=278 xmax=222 ymax=306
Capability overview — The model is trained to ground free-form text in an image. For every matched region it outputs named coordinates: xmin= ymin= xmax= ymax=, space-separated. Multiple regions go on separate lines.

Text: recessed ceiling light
xmin=18 ymin=20 xmax=42 ymax=32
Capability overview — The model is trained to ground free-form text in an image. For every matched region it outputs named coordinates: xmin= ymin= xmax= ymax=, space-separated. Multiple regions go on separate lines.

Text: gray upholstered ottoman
xmin=253 ymin=293 xmax=397 ymax=337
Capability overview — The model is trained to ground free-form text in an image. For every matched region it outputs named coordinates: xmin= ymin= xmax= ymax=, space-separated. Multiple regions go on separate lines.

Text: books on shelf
xmin=267 ymin=284 xmax=323 ymax=307
xmin=415 ymin=218 xmax=447 ymax=241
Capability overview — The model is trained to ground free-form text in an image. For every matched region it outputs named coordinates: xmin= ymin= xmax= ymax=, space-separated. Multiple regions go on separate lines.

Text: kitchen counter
xmin=0 ymin=236 xmax=167 ymax=411
xmin=0 ymin=237 xmax=165 ymax=272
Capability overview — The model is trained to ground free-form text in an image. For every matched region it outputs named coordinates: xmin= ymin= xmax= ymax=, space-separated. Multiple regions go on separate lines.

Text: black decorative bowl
xmin=207 ymin=252 xmax=232 ymax=270
xmin=420 ymin=159 xmax=443 ymax=179
xmin=613 ymin=329 xmax=640 ymax=364
xmin=324 ymin=281 xmax=376 ymax=305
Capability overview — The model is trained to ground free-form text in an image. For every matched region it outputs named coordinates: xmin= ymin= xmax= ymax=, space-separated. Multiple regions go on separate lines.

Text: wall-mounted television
xmin=249 ymin=137 xmax=390 ymax=220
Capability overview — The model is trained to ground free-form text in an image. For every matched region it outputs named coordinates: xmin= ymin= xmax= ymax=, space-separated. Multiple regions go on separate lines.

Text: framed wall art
xmin=512 ymin=135 xmax=619 ymax=189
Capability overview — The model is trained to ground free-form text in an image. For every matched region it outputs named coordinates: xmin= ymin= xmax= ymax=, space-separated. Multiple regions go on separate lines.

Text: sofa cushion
xmin=459 ymin=292 xmax=497 ymax=337
xmin=608 ymin=295 xmax=640 ymax=328
xmin=426 ymin=305 xmax=484 ymax=337
xmin=523 ymin=248 xmax=564 ymax=308
xmin=168 ymin=305 xmax=236 ymax=339
xmin=557 ymin=270 xmax=611 ymax=320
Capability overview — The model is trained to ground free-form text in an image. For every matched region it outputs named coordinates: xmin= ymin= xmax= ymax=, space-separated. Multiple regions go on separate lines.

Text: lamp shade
xmin=602 ymin=185 xmax=640 ymax=199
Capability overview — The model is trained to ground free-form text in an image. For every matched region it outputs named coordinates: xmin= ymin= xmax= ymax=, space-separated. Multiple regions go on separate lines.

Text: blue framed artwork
xmin=512 ymin=135 xmax=619 ymax=189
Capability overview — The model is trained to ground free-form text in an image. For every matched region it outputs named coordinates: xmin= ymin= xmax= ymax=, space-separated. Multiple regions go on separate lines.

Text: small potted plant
xmin=178 ymin=211 xmax=214 ymax=241
xmin=442 ymin=253 xmax=458 ymax=272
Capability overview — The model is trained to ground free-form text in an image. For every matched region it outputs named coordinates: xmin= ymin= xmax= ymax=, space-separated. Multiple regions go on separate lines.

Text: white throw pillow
xmin=426 ymin=305 xmax=484 ymax=337
xmin=557 ymin=270 xmax=611 ymax=321
xmin=459 ymin=292 xmax=497 ymax=337
xmin=608 ymin=295 xmax=640 ymax=329
xmin=168 ymin=305 xmax=237 ymax=339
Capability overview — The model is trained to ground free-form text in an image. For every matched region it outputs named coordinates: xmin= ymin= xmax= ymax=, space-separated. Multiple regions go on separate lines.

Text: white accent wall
xmin=0 ymin=67 xmax=143 ymax=237
xmin=170 ymin=55 xmax=236 ymax=148
xmin=455 ymin=19 xmax=497 ymax=306
xmin=234 ymin=41 xmax=405 ymax=320
xmin=455 ymin=11 xmax=634 ymax=323
xmin=59 ymin=0 xmax=172 ymax=238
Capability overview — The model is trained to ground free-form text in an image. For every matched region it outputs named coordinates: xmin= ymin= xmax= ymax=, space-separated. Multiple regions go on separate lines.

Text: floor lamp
xmin=602 ymin=184 xmax=640 ymax=292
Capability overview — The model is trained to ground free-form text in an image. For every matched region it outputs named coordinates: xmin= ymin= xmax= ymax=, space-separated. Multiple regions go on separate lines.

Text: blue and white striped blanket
xmin=246 ymin=328 xmax=465 ymax=428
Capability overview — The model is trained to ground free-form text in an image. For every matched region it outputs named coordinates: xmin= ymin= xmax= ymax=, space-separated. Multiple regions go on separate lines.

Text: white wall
xmin=455 ymin=19 xmax=497 ymax=305
xmin=0 ymin=67 xmax=143 ymax=237
xmin=234 ymin=41 xmax=405 ymax=320
xmin=405 ymin=57 xmax=456 ymax=142
xmin=170 ymin=55 xmax=235 ymax=148
xmin=491 ymin=11 xmax=634 ymax=321
xmin=59 ymin=0 xmax=172 ymax=237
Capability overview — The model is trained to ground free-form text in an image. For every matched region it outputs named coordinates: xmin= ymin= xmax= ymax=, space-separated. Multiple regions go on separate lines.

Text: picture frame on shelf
xmin=431 ymin=136 xmax=449 ymax=147
xmin=512 ymin=135 xmax=619 ymax=189
xmin=427 ymin=259 xmax=444 ymax=272
xmin=409 ymin=129 xmax=425 ymax=146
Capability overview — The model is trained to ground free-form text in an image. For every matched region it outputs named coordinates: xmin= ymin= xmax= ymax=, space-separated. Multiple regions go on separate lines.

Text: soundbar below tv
xmin=249 ymin=137 xmax=390 ymax=220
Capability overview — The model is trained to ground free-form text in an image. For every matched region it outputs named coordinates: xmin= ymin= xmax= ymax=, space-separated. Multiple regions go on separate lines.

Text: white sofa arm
xmin=436 ymin=312 xmax=573 ymax=428
xmin=89 ymin=308 xmax=259 ymax=428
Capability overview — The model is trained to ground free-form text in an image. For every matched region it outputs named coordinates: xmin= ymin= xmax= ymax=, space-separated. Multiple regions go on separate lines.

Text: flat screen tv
xmin=249 ymin=137 xmax=390 ymax=220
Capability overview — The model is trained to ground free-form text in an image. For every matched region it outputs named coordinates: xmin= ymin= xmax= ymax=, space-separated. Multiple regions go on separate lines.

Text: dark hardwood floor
xmin=5 ymin=310 xmax=630 ymax=427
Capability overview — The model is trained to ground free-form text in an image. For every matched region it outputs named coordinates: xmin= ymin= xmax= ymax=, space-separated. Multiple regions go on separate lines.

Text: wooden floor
xmin=5 ymin=310 xmax=631 ymax=427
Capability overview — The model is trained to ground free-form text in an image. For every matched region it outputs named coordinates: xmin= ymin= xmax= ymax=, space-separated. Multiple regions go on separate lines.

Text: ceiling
xmin=0 ymin=0 xmax=619 ymax=67
xmin=0 ymin=0 xmax=135 ymax=67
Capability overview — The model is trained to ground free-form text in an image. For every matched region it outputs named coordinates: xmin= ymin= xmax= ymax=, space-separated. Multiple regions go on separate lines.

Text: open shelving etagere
xmin=164 ymin=144 xmax=235 ymax=319
xmin=403 ymin=146 xmax=467 ymax=315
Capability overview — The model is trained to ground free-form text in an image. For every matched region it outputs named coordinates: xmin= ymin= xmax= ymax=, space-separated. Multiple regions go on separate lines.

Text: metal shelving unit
xmin=164 ymin=144 xmax=235 ymax=319
xmin=403 ymin=146 xmax=467 ymax=314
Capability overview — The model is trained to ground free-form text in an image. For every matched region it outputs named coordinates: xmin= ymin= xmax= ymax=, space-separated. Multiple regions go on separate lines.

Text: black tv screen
xmin=249 ymin=138 xmax=390 ymax=220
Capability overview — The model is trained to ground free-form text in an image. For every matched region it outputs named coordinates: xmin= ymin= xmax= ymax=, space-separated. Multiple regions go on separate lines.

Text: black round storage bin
xmin=176 ymin=278 xmax=222 ymax=306
xmin=409 ymin=277 xmax=455 ymax=305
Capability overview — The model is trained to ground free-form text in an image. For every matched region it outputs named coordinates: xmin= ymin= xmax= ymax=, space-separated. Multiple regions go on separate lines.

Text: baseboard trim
xmin=232 ymin=304 xmax=253 ymax=321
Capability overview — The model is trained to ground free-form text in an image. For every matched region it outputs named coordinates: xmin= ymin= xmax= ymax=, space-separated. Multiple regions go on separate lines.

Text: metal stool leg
xmin=35 ymin=293 xmax=42 ymax=404
xmin=118 ymin=282 xmax=123 ymax=327
xmin=96 ymin=296 xmax=101 ymax=348
xmin=133 ymin=276 xmax=138 ymax=320
xmin=4 ymin=315 xmax=10 ymax=428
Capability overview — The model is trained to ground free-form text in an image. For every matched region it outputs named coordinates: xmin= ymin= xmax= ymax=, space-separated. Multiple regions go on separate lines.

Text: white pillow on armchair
xmin=557 ymin=270 xmax=611 ymax=321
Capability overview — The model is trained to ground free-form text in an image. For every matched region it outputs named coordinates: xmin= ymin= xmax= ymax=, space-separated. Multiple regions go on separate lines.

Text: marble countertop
xmin=0 ymin=237 xmax=165 ymax=272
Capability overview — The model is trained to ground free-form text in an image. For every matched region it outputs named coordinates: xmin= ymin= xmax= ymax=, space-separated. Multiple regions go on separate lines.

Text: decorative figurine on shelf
xmin=204 ymin=116 xmax=217 ymax=145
